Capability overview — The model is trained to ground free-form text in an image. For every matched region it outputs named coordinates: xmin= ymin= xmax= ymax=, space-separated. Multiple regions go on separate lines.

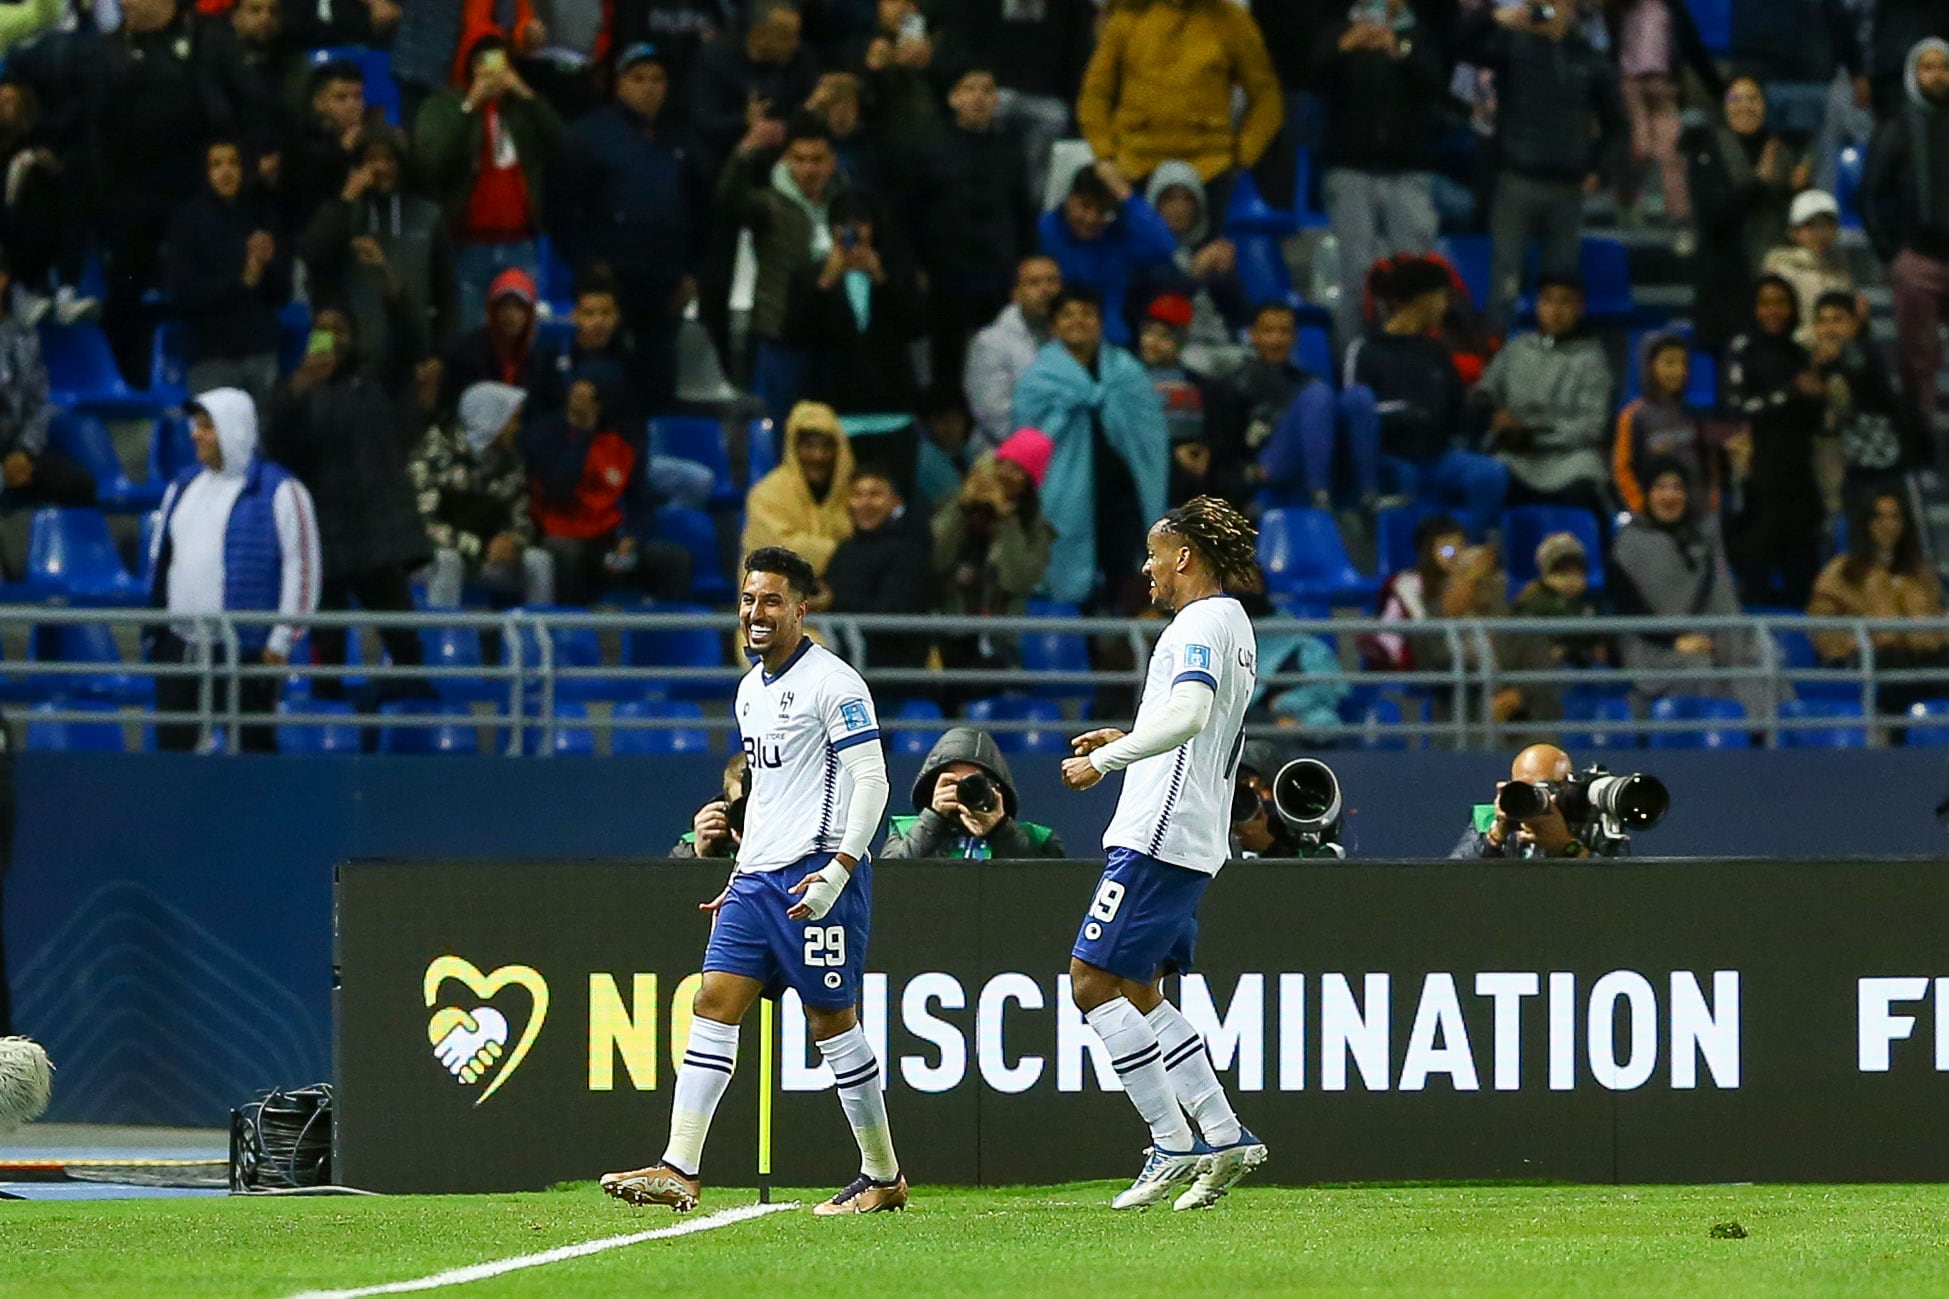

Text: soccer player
xmin=1059 ymin=496 xmax=1266 ymax=1211
xmin=601 ymin=547 xmax=906 ymax=1215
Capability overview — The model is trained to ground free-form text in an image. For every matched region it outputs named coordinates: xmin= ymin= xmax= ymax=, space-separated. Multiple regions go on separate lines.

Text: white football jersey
xmin=733 ymin=638 xmax=882 ymax=874
xmin=1102 ymin=595 xmax=1258 ymax=875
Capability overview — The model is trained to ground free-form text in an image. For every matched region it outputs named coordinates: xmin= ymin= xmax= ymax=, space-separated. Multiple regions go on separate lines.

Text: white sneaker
xmin=52 ymin=287 xmax=100 ymax=326
xmin=1173 ymin=1129 xmax=1268 ymax=1210
xmin=1110 ymin=1143 xmax=1209 ymax=1211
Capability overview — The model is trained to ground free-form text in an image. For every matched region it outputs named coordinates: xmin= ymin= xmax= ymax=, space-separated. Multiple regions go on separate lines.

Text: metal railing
xmin=7 ymin=607 xmax=1948 ymax=754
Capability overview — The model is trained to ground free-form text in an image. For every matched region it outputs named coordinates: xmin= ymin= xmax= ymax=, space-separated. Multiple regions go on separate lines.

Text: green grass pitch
xmin=6 ymin=1183 xmax=1949 ymax=1298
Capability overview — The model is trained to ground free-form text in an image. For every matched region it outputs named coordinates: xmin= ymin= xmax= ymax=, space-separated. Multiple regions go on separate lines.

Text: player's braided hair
xmin=1159 ymin=496 xmax=1259 ymax=590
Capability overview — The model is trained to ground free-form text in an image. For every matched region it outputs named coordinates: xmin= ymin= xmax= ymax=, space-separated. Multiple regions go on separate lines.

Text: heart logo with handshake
xmin=422 ymin=956 xmax=550 ymax=1104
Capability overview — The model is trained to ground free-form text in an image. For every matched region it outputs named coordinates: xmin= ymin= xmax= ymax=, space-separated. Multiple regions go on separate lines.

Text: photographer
xmin=882 ymin=728 xmax=1066 ymax=860
xmin=670 ymin=752 xmax=750 ymax=860
xmin=1231 ymin=742 xmax=1305 ymax=860
xmin=1452 ymin=743 xmax=1630 ymax=860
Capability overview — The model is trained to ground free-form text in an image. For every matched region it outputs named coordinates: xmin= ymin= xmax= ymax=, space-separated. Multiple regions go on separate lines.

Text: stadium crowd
xmin=3 ymin=0 xmax=1949 ymax=741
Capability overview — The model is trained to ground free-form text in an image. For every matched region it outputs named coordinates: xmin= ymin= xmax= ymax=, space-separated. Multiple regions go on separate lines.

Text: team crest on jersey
xmin=840 ymin=700 xmax=872 ymax=731
xmin=1185 ymin=645 xmax=1212 ymax=670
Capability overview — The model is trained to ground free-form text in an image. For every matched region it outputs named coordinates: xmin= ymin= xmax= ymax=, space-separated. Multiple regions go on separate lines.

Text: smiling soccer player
xmin=601 ymin=547 xmax=904 ymax=1215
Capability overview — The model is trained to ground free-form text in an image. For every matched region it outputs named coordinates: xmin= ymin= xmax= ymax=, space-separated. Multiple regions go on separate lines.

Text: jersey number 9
xmin=1089 ymin=880 xmax=1125 ymax=923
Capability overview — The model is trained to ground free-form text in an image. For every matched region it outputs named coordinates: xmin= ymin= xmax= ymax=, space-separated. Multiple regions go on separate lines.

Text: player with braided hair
xmin=1158 ymin=496 xmax=1260 ymax=592
xmin=1059 ymin=497 xmax=1265 ymax=1211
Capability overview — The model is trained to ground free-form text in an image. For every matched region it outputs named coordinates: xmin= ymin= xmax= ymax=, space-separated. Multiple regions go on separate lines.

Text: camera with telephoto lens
xmin=957 ymin=771 xmax=998 ymax=816
xmin=1496 ymin=766 xmax=1669 ymax=834
xmin=1270 ymin=758 xmax=1348 ymax=859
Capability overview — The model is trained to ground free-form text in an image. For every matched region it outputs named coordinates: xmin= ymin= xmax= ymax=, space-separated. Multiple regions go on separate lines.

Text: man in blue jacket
xmin=150 ymin=388 xmax=320 ymax=753
xmin=551 ymin=43 xmax=712 ymax=415
xmin=1037 ymin=161 xmax=1177 ymax=346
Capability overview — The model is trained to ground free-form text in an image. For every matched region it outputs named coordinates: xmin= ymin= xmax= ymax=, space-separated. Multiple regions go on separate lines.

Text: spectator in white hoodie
xmin=149 ymin=387 xmax=321 ymax=752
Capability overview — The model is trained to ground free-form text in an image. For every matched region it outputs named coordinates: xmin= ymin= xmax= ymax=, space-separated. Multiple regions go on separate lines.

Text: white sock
xmin=817 ymin=1024 xmax=899 ymax=1181
xmin=1085 ymin=997 xmax=1195 ymax=1152
xmin=661 ymin=1017 xmax=739 ymax=1178
xmin=1147 ymin=1000 xmax=1243 ymax=1147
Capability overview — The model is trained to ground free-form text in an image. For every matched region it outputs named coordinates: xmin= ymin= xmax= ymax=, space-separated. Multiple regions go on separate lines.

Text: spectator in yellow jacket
xmin=1076 ymin=0 xmax=1284 ymax=211
xmin=741 ymin=400 xmax=856 ymax=577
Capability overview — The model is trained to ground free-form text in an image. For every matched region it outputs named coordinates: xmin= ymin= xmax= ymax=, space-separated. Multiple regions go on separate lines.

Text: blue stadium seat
xmin=1221 ymin=167 xmax=1300 ymax=238
xmin=1771 ymin=627 xmax=1861 ymax=701
xmin=41 ymin=322 xmax=169 ymax=416
xmin=1437 ymin=236 xmax=1492 ymax=314
xmin=890 ymin=697 xmax=946 ymax=756
xmin=611 ymin=697 xmax=712 ymax=754
xmin=148 ymin=415 xmax=198 ymax=486
xmin=276 ymin=698 xmax=360 ymax=754
xmin=1021 ymin=599 xmax=1089 ymax=702
xmin=1562 ymin=693 xmax=1636 ymax=751
xmin=1835 ymin=145 xmax=1865 ymax=229
xmin=962 ymin=695 xmax=1065 ymax=754
xmin=31 ymin=622 xmax=150 ymax=703
xmin=1779 ymin=698 xmax=1869 ymax=748
xmin=1905 ymin=699 xmax=1949 ymax=746
xmin=748 ymin=419 xmax=780 ymax=484
xmin=1691 ymin=0 xmax=1731 ymax=52
xmin=1501 ymin=505 xmax=1605 ymax=591
xmin=378 ymin=699 xmax=480 ymax=755
xmin=650 ymin=416 xmax=739 ymax=507
xmin=535 ymin=234 xmax=576 ymax=317
xmin=309 ymin=46 xmax=401 ymax=126
xmin=276 ymin=300 xmax=313 ymax=377
xmin=625 ymin=602 xmax=729 ymax=700
xmin=50 ymin=412 xmax=162 ymax=513
xmin=653 ymin=505 xmax=731 ymax=602
xmin=1344 ymin=695 xmax=1407 ymax=750
xmin=25 ymin=699 xmax=125 ymax=752
xmin=1258 ymin=507 xmax=1377 ymax=606
xmin=1374 ymin=504 xmax=1431 ymax=579
xmin=505 ymin=607 xmax=613 ymax=702
xmin=521 ymin=700 xmax=597 ymax=756
xmin=1234 ymin=234 xmax=1298 ymax=313
xmin=1296 ymin=325 xmax=1332 ymax=385
xmin=22 ymin=508 xmax=142 ymax=604
xmin=421 ymin=626 xmax=494 ymax=703
xmin=149 ymin=320 xmax=189 ymax=411
xmin=1648 ymin=695 xmax=1749 ymax=749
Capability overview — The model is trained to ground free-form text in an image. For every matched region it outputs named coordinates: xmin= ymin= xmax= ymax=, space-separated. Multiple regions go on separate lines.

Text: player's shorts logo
xmin=422 ymin=956 xmax=550 ymax=1104
xmin=823 ymin=971 xmax=844 ymax=989
xmin=1185 ymin=645 xmax=1212 ymax=671
xmin=840 ymin=700 xmax=872 ymax=731
xmin=1084 ymin=922 xmax=1104 ymax=941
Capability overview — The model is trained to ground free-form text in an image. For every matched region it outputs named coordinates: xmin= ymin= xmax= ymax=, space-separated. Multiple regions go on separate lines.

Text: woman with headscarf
xmin=1610 ymin=456 xmax=1776 ymax=719
xmin=1807 ymin=490 xmax=1949 ymax=715
xmin=1722 ymin=273 xmax=1826 ymax=607
xmin=1686 ymin=76 xmax=1811 ymax=351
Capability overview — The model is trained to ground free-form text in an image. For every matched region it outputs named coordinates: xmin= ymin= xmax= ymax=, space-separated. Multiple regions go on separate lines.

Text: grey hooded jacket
xmin=881 ymin=726 xmax=1067 ymax=860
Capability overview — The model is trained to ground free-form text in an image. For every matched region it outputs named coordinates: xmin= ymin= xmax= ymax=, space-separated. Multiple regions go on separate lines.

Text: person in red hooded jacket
xmin=444 ymin=265 xmax=545 ymax=406
xmin=518 ymin=371 xmax=694 ymax=603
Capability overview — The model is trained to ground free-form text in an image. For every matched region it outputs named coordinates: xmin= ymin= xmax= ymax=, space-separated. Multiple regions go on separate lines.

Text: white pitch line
xmin=286 ymin=1200 xmax=802 ymax=1299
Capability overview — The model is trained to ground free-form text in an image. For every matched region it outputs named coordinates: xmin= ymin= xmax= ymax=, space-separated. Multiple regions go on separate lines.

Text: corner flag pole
xmin=757 ymin=997 xmax=774 ymax=1204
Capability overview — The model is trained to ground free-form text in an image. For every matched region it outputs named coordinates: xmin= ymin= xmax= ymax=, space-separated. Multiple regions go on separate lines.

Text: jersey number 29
xmin=803 ymin=925 xmax=847 ymax=967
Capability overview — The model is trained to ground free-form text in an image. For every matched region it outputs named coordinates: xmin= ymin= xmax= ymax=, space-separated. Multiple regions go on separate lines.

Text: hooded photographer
xmin=881 ymin=727 xmax=1066 ymax=860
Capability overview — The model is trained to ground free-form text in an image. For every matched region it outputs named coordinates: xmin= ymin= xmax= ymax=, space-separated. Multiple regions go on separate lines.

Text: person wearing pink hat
xmin=933 ymin=426 xmax=1058 ymax=675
